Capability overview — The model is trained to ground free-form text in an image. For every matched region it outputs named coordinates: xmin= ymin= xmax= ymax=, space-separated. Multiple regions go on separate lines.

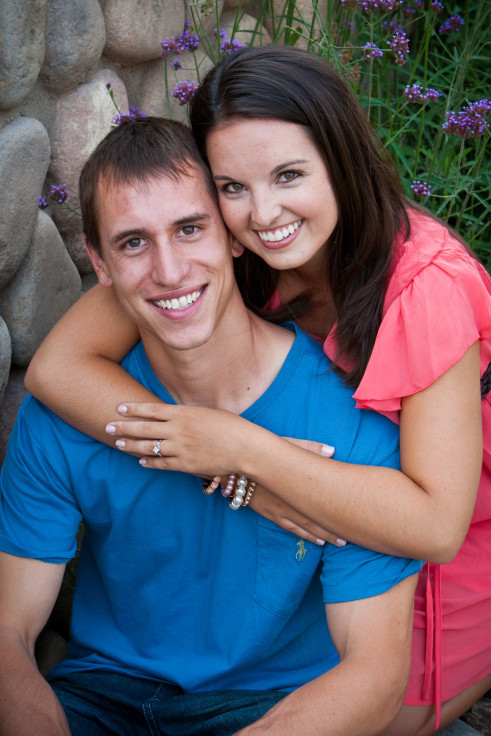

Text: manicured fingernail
xmin=315 ymin=538 xmax=326 ymax=546
xmin=118 ymin=405 xmax=128 ymax=414
xmin=115 ymin=439 xmax=125 ymax=448
xmin=106 ymin=424 xmax=116 ymax=434
xmin=336 ymin=538 xmax=347 ymax=546
xmin=139 ymin=458 xmax=147 ymax=466
xmin=321 ymin=444 xmax=335 ymax=456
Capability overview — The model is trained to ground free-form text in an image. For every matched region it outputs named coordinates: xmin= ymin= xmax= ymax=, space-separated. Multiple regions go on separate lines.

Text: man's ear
xmin=230 ymin=236 xmax=245 ymax=258
xmin=85 ymin=237 xmax=113 ymax=287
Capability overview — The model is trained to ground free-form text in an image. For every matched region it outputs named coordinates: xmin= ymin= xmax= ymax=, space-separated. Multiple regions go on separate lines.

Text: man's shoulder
xmin=10 ymin=393 xmax=97 ymax=468
xmin=281 ymin=323 xmax=338 ymax=379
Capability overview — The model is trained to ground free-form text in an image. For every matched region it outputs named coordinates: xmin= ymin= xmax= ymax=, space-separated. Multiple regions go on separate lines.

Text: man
xmin=0 ymin=118 xmax=421 ymax=736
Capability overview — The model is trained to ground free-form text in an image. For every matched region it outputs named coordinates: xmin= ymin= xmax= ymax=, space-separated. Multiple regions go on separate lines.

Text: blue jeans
xmin=49 ymin=671 xmax=287 ymax=735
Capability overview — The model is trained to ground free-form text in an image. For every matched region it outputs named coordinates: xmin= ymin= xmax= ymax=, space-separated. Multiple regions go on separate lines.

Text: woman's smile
xmin=256 ymin=218 xmax=303 ymax=247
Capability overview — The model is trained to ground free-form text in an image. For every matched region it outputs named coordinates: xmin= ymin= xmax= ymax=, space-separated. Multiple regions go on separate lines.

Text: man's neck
xmin=141 ymin=306 xmax=295 ymax=414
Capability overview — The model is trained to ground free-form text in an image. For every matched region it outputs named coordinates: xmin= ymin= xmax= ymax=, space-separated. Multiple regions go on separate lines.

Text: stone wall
xmin=0 ymin=0 xmax=273 ymax=464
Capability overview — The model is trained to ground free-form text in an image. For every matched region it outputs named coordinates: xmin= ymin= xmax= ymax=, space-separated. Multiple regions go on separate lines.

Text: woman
xmin=25 ymin=47 xmax=490 ymax=734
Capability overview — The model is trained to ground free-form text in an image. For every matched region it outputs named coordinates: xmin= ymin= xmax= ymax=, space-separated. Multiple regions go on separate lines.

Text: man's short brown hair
xmin=79 ymin=117 xmax=216 ymax=255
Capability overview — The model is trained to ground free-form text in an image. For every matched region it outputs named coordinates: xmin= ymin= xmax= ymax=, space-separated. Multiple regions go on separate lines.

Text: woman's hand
xmin=247 ymin=483 xmax=346 ymax=547
xmin=106 ymin=401 xmax=258 ymax=476
xmin=251 ymin=436 xmax=345 ymax=546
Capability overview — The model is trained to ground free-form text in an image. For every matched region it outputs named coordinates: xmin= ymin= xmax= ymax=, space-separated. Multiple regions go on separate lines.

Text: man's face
xmin=87 ymin=167 xmax=243 ymax=353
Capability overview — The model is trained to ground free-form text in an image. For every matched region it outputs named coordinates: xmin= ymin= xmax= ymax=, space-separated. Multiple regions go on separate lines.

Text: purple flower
xmin=49 ymin=184 xmax=70 ymax=204
xmin=177 ymin=20 xmax=200 ymax=51
xmin=111 ymin=106 xmax=147 ymax=125
xmin=363 ymin=42 xmax=384 ymax=60
xmin=411 ymin=180 xmax=432 ymax=197
xmin=171 ymin=80 xmax=200 ymax=106
xmin=382 ymin=19 xmax=404 ymax=33
xmin=443 ymin=101 xmax=490 ymax=139
xmin=106 ymin=81 xmax=112 ymax=91
xmin=36 ymin=195 xmax=48 ymax=209
xmin=214 ymin=27 xmax=228 ymax=39
xmin=439 ymin=13 xmax=464 ymax=34
xmin=358 ymin=0 xmax=401 ymax=12
xmin=468 ymin=99 xmax=491 ymax=115
xmin=431 ymin=1 xmax=444 ymax=13
xmin=403 ymin=5 xmax=416 ymax=16
xmin=220 ymin=38 xmax=248 ymax=54
xmin=169 ymin=58 xmax=182 ymax=70
xmin=404 ymin=84 xmax=442 ymax=103
xmin=159 ymin=36 xmax=182 ymax=57
xmin=389 ymin=30 xmax=409 ymax=66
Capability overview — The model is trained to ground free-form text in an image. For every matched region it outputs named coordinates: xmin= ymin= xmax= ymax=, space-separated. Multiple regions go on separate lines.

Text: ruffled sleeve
xmin=341 ymin=213 xmax=491 ymax=420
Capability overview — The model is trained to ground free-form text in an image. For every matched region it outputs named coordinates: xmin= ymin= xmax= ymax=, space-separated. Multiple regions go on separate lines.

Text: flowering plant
xmin=38 ymin=0 xmax=490 ymax=266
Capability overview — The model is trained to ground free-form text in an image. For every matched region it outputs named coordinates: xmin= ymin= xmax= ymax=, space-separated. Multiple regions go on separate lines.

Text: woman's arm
xmin=107 ymin=343 xmax=483 ymax=562
xmin=25 ymin=284 xmax=159 ymax=444
xmin=25 ymin=285 xmax=343 ymax=545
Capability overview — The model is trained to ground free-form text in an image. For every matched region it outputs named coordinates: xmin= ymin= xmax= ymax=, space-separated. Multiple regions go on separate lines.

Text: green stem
xmin=454 ymin=134 xmax=488 ymax=233
xmin=445 ymin=137 xmax=465 ymax=224
xmin=63 ymin=204 xmax=82 ymax=217
xmin=164 ymin=61 xmax=173 ymax=120
xmin=367 ymin=20 xmax=374 ymax=121
xmin=107 ymin=87 xmax=120 ymax=114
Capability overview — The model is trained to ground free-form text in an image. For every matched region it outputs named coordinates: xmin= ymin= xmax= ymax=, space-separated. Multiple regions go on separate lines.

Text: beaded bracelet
xmin=202 ymin=476 xmax=221 ymax=495
xmin=243 ymin=480 xmax=256 ymax=506
xmin=229 ymin=474 xmax=256 ymax=510
xmin=203 ymin=473 xmax=257 ymax=509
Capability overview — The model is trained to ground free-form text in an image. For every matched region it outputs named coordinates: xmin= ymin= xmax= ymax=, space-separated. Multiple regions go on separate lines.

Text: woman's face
xmin=206 ymin=118 xmax=339 ymax=277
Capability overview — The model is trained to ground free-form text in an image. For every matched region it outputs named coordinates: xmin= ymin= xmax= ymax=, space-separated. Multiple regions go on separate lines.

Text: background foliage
xmin=182 ymin=0 xmax=491 ymax=268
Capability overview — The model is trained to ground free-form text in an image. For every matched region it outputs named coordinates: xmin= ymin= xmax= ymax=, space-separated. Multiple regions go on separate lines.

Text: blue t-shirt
xmin=0 ymin=325 xmax=422 ymax=692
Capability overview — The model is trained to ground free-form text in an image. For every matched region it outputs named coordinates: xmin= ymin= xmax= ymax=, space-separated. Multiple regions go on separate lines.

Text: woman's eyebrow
xmin=212 ymin=159 xmax=309 ymax=182
xmin=271 ymin=159 xmax=308 ymax=175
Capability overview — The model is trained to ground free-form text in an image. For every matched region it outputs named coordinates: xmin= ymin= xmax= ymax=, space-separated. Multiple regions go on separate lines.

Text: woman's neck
xmin=277 ymin=270 xmax=335 ymax=340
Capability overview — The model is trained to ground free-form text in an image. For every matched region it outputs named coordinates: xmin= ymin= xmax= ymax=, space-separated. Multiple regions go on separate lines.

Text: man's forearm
xmin=0 ymin=632 xmax=70 ymax=736
xmin=233 ymin=656 xmax=407 ymax=736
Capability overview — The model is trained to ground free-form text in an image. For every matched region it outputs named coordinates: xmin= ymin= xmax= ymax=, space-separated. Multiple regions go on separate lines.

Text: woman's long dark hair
xmin=190 ymin=45 xmax=410 ymax=388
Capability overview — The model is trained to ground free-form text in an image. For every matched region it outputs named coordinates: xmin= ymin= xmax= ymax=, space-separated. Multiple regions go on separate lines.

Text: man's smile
xmin=153 ymin=287 xmax=204 ymax=311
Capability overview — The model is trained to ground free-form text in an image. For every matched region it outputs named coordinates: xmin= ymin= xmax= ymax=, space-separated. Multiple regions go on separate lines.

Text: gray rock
xmin=0 ymin=117 xmax=51 ymax=289
xmin=81 ymin=272 xmax=99 ymax=293
xmin=0 ymin=211 xmax=81 ymax=366
xmin=0 ymin=315 xmax=11 ymax=403
xmin=0 ymin=366 xmax=27 ymax=468
xmin=462 ymin=697 xmax=491 ymax=736
xmin=16 ymin=78 xmax=57 ymax=140
xmin=0 ymin=0 xmax=47 ymax=110
xmin=48 ymin=69 xmax=128 ymax=272
xmin=41 ymin=0 xmax=106 ymax=95
xmin=103 ymin=0 xmax=186 ymax=65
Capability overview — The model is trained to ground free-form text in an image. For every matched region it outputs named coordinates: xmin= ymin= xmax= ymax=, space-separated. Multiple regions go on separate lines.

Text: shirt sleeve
xmin=0 ymin=397 xmax=82 ymax=563
xmin=352 ymin=227 xmax=491 ymax=415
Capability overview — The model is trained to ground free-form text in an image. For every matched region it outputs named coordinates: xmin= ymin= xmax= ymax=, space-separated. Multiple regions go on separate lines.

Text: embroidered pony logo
xmin=296 ymin=539 xmax=307 ymax=561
